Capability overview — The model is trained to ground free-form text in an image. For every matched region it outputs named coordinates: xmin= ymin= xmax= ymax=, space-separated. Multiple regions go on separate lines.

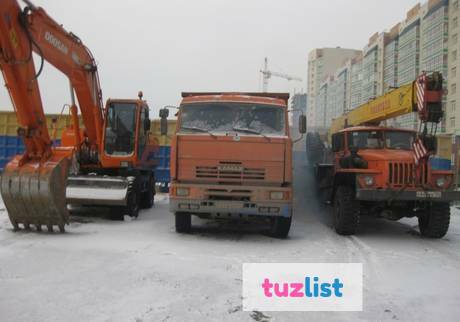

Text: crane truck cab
xmin=316 ymin=125 xmax=459 ymax=238
xmin=164 ymin=92 xmax=305 ymax=238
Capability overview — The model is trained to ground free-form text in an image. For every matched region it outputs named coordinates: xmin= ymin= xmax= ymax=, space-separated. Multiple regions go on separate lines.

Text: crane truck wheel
xmin=333 ymin=186 xmax=359 ymax=235
xmin=418 ymin=202 xmax=450 ymax=238
xmin=269 ymin=216 xmax=292 ymax=239
xmin=175 ymin=212 xmax=192 ymax=233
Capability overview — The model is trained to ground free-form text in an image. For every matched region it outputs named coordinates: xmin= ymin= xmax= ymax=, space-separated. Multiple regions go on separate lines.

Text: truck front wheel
xmin=418 ymin=202 xmax=450 ymax=238
xmin=269 ymin=216 xmax=292 ymax=239
xmin=175 ymin=212 xmax=191 ymax=233
xmin=333 ymin=186 xmax=359 ymax=235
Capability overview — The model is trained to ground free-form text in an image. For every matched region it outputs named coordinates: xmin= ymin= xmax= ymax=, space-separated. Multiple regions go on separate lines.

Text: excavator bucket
xmin=0 ymin=155 xmax=70 ymax=233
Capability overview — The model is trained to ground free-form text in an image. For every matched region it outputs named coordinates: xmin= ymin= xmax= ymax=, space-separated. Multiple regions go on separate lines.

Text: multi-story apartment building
xmin=310 ymin=0 xmax=453 ymax=133
xmin=327 ymin=76 xmax=339 ymax=123
xmin=394 ymin=4 xmax=422 ymax=130
xmin=316 ymin=81 xmax=328 ymax=129
xmin=334 ymin=64 xmax=351 ymax=117
xmin=447 ymin=0 xmax=459 ymax=133
xmin=350 ymin=54 xmax=364 ymax=110
xmin=307 ymin=47 xmax=362 ymax=129
xmin=362 ymin=33 xmax=387 ymax=103
xmin=383 ymin=24 xmax=401 ymax=92
xmin=420 ymin=0 xmax=449 ymax=132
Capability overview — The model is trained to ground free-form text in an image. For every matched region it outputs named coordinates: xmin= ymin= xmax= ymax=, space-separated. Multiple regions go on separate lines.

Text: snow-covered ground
xmin=1 ymin=153 xmax=460 ymax=322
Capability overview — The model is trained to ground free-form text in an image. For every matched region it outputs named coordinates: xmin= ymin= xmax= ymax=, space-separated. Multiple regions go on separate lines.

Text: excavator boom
xmin=0 ymin=0 xmax=111 ymax=232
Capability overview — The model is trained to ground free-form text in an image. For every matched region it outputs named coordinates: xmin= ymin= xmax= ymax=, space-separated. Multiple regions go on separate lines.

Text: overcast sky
xmin=0 ymin=0 xmax=418 ymax=116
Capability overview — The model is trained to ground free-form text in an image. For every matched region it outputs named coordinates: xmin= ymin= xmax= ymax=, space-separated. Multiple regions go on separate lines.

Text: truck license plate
xmin=214 ymin=201 xmax=244 ymax=209
xmin=416 ymin=191 xmax=442 ymax=199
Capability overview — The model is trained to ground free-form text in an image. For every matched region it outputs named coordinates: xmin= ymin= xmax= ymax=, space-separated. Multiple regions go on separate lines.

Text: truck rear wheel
xmin=269 ymin=216 xmax=292 ymax=239
xmin=175 ymin=212 xmax=191 ymax=233
xmin=333 ymin=186 xmax=359 ymax=235
xmin=418 ymin=202 xmax=450 ymax=238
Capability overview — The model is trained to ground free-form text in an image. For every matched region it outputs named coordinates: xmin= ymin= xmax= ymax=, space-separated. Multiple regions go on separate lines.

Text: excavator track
xmin=0 ymin=155 xmax=70 ymax=233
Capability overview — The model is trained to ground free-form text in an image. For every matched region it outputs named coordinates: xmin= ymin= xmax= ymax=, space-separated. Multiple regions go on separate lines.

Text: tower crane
xmin=260 ymin=57 xmax=302 ymax=92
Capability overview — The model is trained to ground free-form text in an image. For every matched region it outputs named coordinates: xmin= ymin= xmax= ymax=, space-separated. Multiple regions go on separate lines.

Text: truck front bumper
xmin=170 ymin=199 xmax=292 ymax=218
xmin=356 ymin=188 xmax=460 ymax=202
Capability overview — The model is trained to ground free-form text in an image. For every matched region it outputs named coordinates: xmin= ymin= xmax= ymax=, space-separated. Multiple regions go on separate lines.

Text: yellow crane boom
xmin=329 ymin=73 xmax=443 ymax=135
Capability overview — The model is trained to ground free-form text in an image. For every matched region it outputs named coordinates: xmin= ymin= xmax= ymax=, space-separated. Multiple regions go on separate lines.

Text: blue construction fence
xmin=0 ymin=135 xmax=171 ymax=190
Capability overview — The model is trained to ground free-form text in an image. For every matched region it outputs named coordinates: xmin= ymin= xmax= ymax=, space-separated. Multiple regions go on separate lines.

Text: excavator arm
xmin=0 ymin=0 xmax=107 ymax=232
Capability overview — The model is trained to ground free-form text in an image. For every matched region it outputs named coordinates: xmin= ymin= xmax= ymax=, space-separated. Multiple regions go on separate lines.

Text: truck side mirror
xmin=144 ymin=118 xmax=151 ymax=132
xmin=159 ymin=108 xmax=169 ymax=119
xmin=298 ymin=115 xmax=307 ymax=134
xmin=159 ymin=108 xmax=169 ymax=136
xmin=331 ymin=134 xmax=343 ymax=153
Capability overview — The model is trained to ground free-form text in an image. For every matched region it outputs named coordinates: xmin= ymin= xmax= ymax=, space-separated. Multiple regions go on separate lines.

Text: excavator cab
xmin=104 ymin=102 xmax=138 ymax=156
xmin=99 ymin=98 xmax=151 ymax=168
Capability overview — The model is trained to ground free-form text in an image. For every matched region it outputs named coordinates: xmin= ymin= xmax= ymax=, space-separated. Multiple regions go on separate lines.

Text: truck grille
xmin=196 ymin=162 xmax=265 ymax=181
xmin=388 ymin=162 xmax=428 ymax=186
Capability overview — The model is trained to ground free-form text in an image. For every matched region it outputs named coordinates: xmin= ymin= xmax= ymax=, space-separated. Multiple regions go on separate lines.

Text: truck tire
xmin=269 ymin=216 xmax=292 ymax=239
xmin=141 ymin=175 xmax=155 ymax=209
xmin=109 ymin=207 xmax=125 ymax=221
xmin=126 ymin=188 xmax=140 ymax=218
xmin=175 ymin=212 xmax=191 ymax=233
xmin=333 ymin=186 xmax=359 ymax=235
xmin=418 ymin=202 xmax=450 ymax=238
xmin=109 ymin=188 xmax=139 ymax=220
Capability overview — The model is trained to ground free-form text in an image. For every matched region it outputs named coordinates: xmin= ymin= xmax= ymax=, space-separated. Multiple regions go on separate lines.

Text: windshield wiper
xmin=232 ymin=127 xmax=270 ymax=141
xmin=181 ymin=126 xmax=216 ymax=137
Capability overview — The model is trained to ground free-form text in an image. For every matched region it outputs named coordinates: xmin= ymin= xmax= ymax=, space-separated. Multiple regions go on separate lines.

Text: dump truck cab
xmin=167 ymin=92 xmax=304 ymax=238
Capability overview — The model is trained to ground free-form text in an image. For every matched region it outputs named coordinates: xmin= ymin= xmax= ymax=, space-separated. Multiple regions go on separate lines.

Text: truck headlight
xmin=436 ymin=177 xmax=446 ymax=188
xmin=363 ymin=175 xmax=375 ymax=187
xmin=176 ymin=187 xmax=190 ymax=196
xmin=270 ymin=191 xmax=284 ymax=200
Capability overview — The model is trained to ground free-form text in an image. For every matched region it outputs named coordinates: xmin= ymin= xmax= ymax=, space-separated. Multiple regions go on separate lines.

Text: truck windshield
xmin=179 ymin=103 xmax=286 ymax=136
xmin=348 ymin=131 xmax=384 ymax=149
xmin=104 ymin=103 xmax=137 ymax=155
xmin=385 ymin=131 xmax=415 ymax=150
xmin=347 ymin=130 xmax=415 ymax=150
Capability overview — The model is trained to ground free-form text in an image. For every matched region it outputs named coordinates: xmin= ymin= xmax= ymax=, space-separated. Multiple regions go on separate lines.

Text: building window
xmin=451 ymin=117 xmax=456 ymax=128
xmin=454 ymin=34 xmax=459 ymax=44
xmin=453 ymin=50 xmax=458 ymax=62
xmin=452 ymin=100 xmax=456 ymax=112
xmin=452 ymin=83 xmax=457 ymax=94
xmin=454 ymin=17 xmax=459 ymax=28
xmin=453 ymin=67 xmax=457 ymax=78
xmin=455 ymin=0 xmax=459 ymax=9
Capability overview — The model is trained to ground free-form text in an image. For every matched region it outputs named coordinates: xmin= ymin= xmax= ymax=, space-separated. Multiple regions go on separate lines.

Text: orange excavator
xmin=0 ymin=0 xmax=158 ymax=232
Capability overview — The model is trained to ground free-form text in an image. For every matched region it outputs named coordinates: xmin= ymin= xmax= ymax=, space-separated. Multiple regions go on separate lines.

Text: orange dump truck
xmin=163 ymin=92 xmax=305 ymax=238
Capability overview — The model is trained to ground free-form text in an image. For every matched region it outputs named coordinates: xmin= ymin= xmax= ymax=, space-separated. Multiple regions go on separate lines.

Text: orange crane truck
xmin=162 ymin=92 xmax=306 ymax=238
xmin=0 ymin=0 xmax=157 ymax=232
xmin=307 ymin=72 xmax=460 ymax=238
